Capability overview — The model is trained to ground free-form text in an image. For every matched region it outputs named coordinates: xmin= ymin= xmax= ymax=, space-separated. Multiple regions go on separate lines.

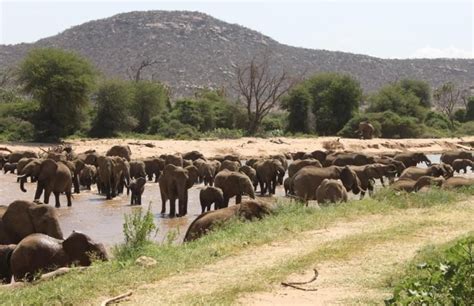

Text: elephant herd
xmin=0 ymin=145 xmax=473 ymax=283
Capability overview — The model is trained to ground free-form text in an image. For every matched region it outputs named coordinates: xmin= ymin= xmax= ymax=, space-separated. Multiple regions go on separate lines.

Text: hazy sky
xmin=1 ymin=0 xmax=472 ymax=59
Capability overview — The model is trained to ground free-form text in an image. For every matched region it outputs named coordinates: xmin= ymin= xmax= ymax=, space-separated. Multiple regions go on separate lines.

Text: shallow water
xmin=1 ymin=154 xmax=471 ymax=247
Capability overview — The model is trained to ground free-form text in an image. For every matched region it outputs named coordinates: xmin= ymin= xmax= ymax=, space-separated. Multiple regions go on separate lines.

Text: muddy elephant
xmin=183 ymin=151 xmax=205 ymax=161
xmin=143 ymin=157 xmax=165 ymax=182
xmin=198 ymin=160 xmax=221 ymax=186
xmin=331 ymin=153 xmax=375 ymax=167
xmin=358 ymin=121 xmax=375 ymax=139
xmin=0 ymin=244 xmax=16 ymax=283
xmin=79 ymin=165 xmax=97 ymax=190
xmin=239 ymin=165 xmax=258 ymax=191
xmin=390 ymin=176 xmax=444 ymax=192
xmin=184 ymin=200 xmax=271 ymax=242
xmin=199 ymin=186 xmax=225 ymax=213
xmin=316 ymin=179 xmax=348 ymax=204
xmin=106 ymin=145 xmax=132 ymax=161
xmin=443 ymin=177 xmax=474 ymax=189
xmin=288 ymin=159 xmax=322 ymax=178
xmin=161 ymin=154 xmax=184 ymax=167
xmin=7 ymin=150 xmax=38 ymax=163
xmin=440 ymin=151 xmax=473 ymax=165
xmin=292 ymin=165 xmax=362 ymax=201
xmin=0 ymin=200 xmax=63 ymax=245
xmin=394 ymin=152 xmax=431 ymax=168
xmin=159 ymin=164 xmax=197 ymax=217
xmin=128 ymin=177 xmax=146 ymax=205
xmin=452 ymin=159 xmax=474 ymax=173
xmin=399 ymin=164 xmax=448 ymax=181
xmin=10 ymin=231 xmax=108 ymax=281
xmin=129 ymin=160 xmax=147 ymax=179
xmin=219 ymin=160 xmax=241 ymax=172
xmin=214 ymin=169 xmax=256 ymax=207
xmin=254 ymin=159 xmax=286 ymax=195
xmin=3 ymin=162 xmax=17 ymax=174
xmin=18 ymin=159 xmax=73 ymax=207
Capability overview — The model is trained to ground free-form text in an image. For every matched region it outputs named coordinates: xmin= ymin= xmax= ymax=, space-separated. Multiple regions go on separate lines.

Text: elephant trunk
xmin=247 ymin=185 xmax=256 ymax=199
xmin=19 ymin=175 xmax=28 ymax=192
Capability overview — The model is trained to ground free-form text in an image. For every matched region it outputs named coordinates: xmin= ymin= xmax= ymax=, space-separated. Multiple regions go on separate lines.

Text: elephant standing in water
xmin=214 ymin=170 xmax=256 ymax=207
xmin=159 ymin=164 xmax=198 ymax=217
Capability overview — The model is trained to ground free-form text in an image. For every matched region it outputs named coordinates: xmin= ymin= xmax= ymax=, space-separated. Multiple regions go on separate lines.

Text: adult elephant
xmin=219 ymin=160 xmax=240 ymax=172
xmin=79 ymin=165 xmax=97 ymax=190
xmin=239 ymin=165 xmax=258 ymax=191
xmin=374 ymin=156 xmax=406 ymax=177
xmin=254 ymin=159 xmax=286 ymax=195
xmin=332 ymin=153 xmax=375 ymax=166
xmin=61 ymin=159 xmax=86 ymax=194
xmin=315 ymin=179 xmax=348 ymax=204
xmin=18 ymin=159 xmax=73 ymax=207
xmin=106 ymin=145 xmax=132 ymax=161
xmin=159 ymin=164 xmax=198 ymax=217
xmin=161 ymin=154 xmax=184 ymax=167
xmin=143 ymin=157 xmax=165 ymax=182
xmin=184 ymin=200 xmax=271 ymax=242
xmin=97 ymin=156 xmax=114 ymax=199
xmin=349 ymin=164 xmax=396 ymax=198
xmin=129 ymin=160 xmax=147 ymax=179
xmin=452 ymin=159 xmax=474 ymax=173
xmin=292 ymin=166 xmax=362 ymax=201
xmin=8 ymin=150 xmax=38 ymax=163
xmin=10 ymin=231 xmax=108 ymax=282
xmin=214 ymin=169 xmax=256 ymax=207
xmin=443 ymin=177 xmax=474 ymax=189
xmin=390 ymin=176 xmax=445 ymax=192
xmin=198 ymin=160 xmax=221 ymax=186
xmin=288 ymin=159 xmax=322 ymax=178
xmin=0 ymin=200 xmax=63 ymax=245
xmin=399 ymin=164 xmax=448 ymax=181
xmin=183 ymin=151 xmax=205 ymax=161
xmin=16 ymin=158 xmax=37 ymax=180
xmin=440 ymin=151 xmax=473 ymax=165
xmin=77 ymin=151 xmax=99 ymax=166
xmin=394 ymin=152 xmax=431 ymax=168
xmin=358 ymin=121 xmax=375 ymax=139
xmin=110 ymin=156 xmax=130 ymax=196
xmin=270 ymin=154 xmax=288 ymax=171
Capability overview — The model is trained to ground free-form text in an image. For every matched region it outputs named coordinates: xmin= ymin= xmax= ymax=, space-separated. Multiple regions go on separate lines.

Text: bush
xmin=457 ymin=121 xmax=474 ymax=136
xmin=454 ymin=109 xmax=466 ymax=123
xmin=424 ymin=111 xmax=452 ymax=130
xmin=387 ymin=235 xmax=474 ymax=305
xmin=203 ymin=128 xmax=244 ymax=139
xmin=0 ymin=116 xmax=35 ymax=141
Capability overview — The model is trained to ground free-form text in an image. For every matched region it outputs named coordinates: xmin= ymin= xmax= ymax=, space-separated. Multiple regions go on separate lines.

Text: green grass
xmin=1 ymin=187 xmax=473 ymax=304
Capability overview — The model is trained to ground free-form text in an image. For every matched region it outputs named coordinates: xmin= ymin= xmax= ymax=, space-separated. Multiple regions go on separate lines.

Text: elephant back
xmin=106 ymin=145 xmax=132 ymax=161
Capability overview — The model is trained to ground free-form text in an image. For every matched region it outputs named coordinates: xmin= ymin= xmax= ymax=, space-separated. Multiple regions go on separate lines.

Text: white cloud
xmin=410 ymin=46 xmax=473 ymax=59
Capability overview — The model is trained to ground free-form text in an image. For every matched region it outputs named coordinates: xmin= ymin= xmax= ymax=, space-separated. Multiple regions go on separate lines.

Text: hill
xmin=1 ymin=10 xmax=473 ymax=97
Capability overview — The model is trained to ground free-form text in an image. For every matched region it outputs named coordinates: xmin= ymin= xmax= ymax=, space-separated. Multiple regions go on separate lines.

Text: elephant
xmin=60 ymin=159 xmax=86 ymax=194
xmin=390 ymin=176 xmax=445 ymax=192
xmin=349 ymin=164 xmax=397 ymax=198
xmin=307 ymin=150 xmax=328 ymax=164
xmin=198 ymin=160 xmax=221 ymax=186
xmin=214 ymin=169 xmax=256 ymax=207
xmin=110 ymin=156 xmax=130 ymax=196
xmin=239 ymin=165 xmax=258 ymax=191
xmin=254 ymin=159 xmax=286 ymax=195
xmin=193 ymin=158 xmax=207 ymax=183
xmin=452 ymin=159 xmax=474 ymax=173
xmin=219 ymin=160 xmax=241 ymax=172
xmin=284 ymin=177 xmax=292 ymax=195
xmin=7 ymin=150 xmax=38 ymax=163
xmin=159 ymin=164 xmax=197 ymax=217
xmin=3 ymin=162 xmax=17 ymax=174
xmin=79 ymin=165 xmax=97 ymax=190
xmin=183 ymin=200 xmax=271 ymax=242
xmin=161 ymin=154 xmax=184 ymax=167
xmin=0 ymin=200 xmax=63 ymax=245
xmin=399 ymin=164 xmax=448 ymax=181
xmin=183 ymin=150 xmax=205 ymax=161
xmin=331 ymin=153 xmax=376 ymax=167
xmin=10 ymin=231 xmax=108 ymax=282
xmin=45 ymin=151 xmax=67 ymax=162
xmin=129 ymin=160 xmax=147 ymax=179
xmin=183 ymin=159 xmax=193 ymax=168
xmin=270 ymin=154 xmax=288 ymax=171
xmin=288 ymin=159 xmax=322 ymax=178
xmin=292 ymin=165 xmax=362 ymax=201
xmin=106 ymin=145 xmax=132 ymax=161
xmin=315 ymin=179 xmax=348 ymax=204
xmin=77 ymin=151 xmax=99 ymax=166
xmin=16 ymin=158 xmax=36 ymax=177
xmin=199 ymin=186 xmax=225 ymax=213
xmin=394 ymin=152 xmax=431 ymax=168
xmin=443 ymin=177 xmax=474 ymax=189
xmin=374 ymin=156 xmax=406 ymax=177
xmin=128 ymin=177 xmax=146 ymax=205
xmin=97 ymin=155 xmax=114 ymax=199
xmin=440 ymin=151 xmax=473 ymax=165
xmin=213 ymin=154 xmax=241 ymax=165
xmin=245 ymin=158 xmax=260 ymax=168
xmin=358 ymin=121 xmax=375 ymax=139
xmin=143 ymin=157 xmax=165 ymax=182
xmin=19 ymin=159 xmax=73 ymax=207
xmin=291 ymin=152 xmax=307 ymax=160
xmin=0 ymin=244 xmax=16 ymax=283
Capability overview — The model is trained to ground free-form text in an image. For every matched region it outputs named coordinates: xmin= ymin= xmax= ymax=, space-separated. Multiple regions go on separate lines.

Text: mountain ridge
xmin=1 ymin=10 xmax=473 ymax=97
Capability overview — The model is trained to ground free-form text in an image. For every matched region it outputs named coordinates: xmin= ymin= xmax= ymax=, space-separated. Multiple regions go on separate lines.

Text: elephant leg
xmin=43 ymin=189 xmax=52 ymax=204
xmin=169 ymin=198 xmax=176 ymax=218
xmin=380 ymin=177 xmax=385 ymax=187
xmin=130 ymin=193 xmax=134 ymax=205
xmin=66 ymin=190 xmax=72 ymax=207
xmin=34 ymin=182 xmax=44 ymax=201
xmin=138 ymin=194 xmax=142 ymax=205
xmin=223 ymin=197 xmax=230 ymax=208
xmin=160 ymin=189 xmax=167 ymax=214
xmin=73 ymin=175 xmax=80 ymax=194
xmin=236 ymin=194 xmax=242 ymax=204
xmin=53 ymin=191 xmax=61 ymax=208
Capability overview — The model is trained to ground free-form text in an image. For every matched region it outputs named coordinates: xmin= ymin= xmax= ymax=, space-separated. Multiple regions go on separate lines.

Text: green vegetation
xmin=1 ymin=187 xmax=473 ymax=304
xmin=386 ymin=234 xmax=473 ymax=305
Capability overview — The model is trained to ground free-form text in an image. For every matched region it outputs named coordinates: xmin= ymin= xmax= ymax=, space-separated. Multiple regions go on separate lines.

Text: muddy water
xmin=1 ymin=154 xmax=472 ymax=247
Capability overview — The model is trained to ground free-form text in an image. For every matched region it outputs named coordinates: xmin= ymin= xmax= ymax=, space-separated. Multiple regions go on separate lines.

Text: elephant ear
xmin=63 ymin=231 xmax=93 ymax=266
xmin=39 ymin=159 xmax=58 ymax=181
xmin=340 ymin=166 xmax=356 ymax=191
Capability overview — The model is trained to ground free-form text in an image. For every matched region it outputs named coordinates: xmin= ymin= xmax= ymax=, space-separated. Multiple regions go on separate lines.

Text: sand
xmin=1 ymin=136 xmax=473 ymax=159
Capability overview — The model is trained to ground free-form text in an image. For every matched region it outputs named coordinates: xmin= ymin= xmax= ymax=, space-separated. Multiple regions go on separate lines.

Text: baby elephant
xmin=452 ymin=159 xmax=474 ymax=174
xmin=129 ymin=177 xmax=146 ymax=205
xmin=3 ymin=162 xmax=17 ymax=174
xmin=10 ymin=231 xmax=108 ymax=282
xmin=315 ymin=179 xmax=348 ymax=204
xmin=199 ymin=186 xmax=224 ymax=213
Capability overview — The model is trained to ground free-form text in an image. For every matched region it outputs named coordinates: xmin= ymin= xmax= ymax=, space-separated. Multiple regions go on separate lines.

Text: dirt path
xmin=119 ymin=199 xmax=474 ymax=305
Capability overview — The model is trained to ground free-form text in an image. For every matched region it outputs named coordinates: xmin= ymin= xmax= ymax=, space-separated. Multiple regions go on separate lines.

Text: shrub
xmin=424 ymin=111 xmax=452 ymax=130
xmin=203 ymin=128 xmax=244 ymax=139
xmin=0 ymin=116 xmax=35 ymax=141
xmin=457 ymin=121 xmax=474 ymax=136
xmin=454 ymin=109 xmax=466 ymax=123
xmin=387 ymin=235 xmax=474 ymax=305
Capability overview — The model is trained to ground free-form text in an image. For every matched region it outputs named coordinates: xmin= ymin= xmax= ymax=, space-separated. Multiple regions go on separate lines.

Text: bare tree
xmin=235 ymin=52 xmax=298 ymax=134
xmin=127 ymin=58 xmax=158 ymax=82
xmin=433 ymin=82 xmax=462 ymax=122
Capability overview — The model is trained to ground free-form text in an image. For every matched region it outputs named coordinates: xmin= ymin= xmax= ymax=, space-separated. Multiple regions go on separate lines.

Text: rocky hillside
xmin=1 ymin=10 xmax=473 ymax=97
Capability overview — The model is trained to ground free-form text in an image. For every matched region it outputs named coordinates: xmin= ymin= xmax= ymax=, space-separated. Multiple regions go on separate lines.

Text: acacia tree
xmin=433 ymin=82 xmax=462 ymax=122
xmin=127 ymin=58 xmax=158 ymax=82
xmin=236 ymin=52 xmax=298 ymax=134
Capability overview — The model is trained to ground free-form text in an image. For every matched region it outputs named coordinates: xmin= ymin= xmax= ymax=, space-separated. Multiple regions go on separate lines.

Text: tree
xmin=282 ymin=86 xmax=312 ymax=133
xmin=235 ymin=52 xmax=298 ymax=134
xmin=127 ymin=58 xmax=158 ymax=82
xmin=18 ymin=48 xmax=96 ymax=140
xmin=398 ymin=79 xmax=432 ymax=108
xmin=465 ymin=97 xmax=474 ymax=122
xmin=90 ymin=80 xmax=136 ymax=137
xmin=368 ymin=84 xmax=425 ymax=120
xmin=433 ymin=82 xmax=462 ymax=122
xmin=132 ymin=81 xmax=169 ymax=133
